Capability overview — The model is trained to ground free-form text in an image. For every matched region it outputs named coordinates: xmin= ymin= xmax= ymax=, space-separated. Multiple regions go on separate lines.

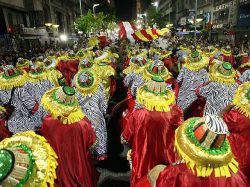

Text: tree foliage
xmin=146 ymin=5 xmax=167 ymax=28
xmin=75 ymin=4 xmax=117 ymax=34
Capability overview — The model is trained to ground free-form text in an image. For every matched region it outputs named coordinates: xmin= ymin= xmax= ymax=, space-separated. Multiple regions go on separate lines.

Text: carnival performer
xmin=223 ymin=81 xmax=250 ymax=183
xmin=237 ymin=51 xmax=250 ymax=74
xmin=177 ymin=51 xmax=209 ymax=116
xmin=135 ymin=115 xmax=247 ymax=187
xmin=16 ymin=57 xmax=30 ymax=72
xmin=197 ymin=61 xmax=238 ymax=115
xmin=219 ymin=45 xmax=235 ymax=66
xmin=40 ymin=86 xmax=99 ymax=187
xmin=74 ymin=70 xmax=108 ymax=160
xmin=121 ymin=76 xmax=183 ymax=187
xmin=94 ymin=53 xmax=116 ymax=99
xmin=24 ymin=65 xmax=55 ymax=104
xmin=239 ymin=69 xmax=250 ymax=83
xmin=0 ymin=131 xmax=58 ymax=186
xmin=56 ymin=50 xmax=80 ymax=86
xmin=0 ymin=65 xmax=40 ymax=135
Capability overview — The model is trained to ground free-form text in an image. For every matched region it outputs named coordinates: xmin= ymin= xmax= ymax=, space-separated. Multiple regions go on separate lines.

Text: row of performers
xmin=0 ymin=44 xmax=249 ymax=186
xmin=119 ymin=46 xmax=250 ymax=187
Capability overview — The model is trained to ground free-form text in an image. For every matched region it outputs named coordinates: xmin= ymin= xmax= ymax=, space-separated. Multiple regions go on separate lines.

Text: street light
xmin=93 ymin=4 xmax=100 ymax=17
xmin=60 ymin=34 xmax=68 ymax=42
xmin=152 ymin=1 xmax=158 ymax=8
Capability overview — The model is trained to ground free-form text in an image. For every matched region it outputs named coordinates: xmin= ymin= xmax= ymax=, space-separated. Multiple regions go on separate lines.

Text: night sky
xmin=114 ymin=0 xmax=136 ymax=21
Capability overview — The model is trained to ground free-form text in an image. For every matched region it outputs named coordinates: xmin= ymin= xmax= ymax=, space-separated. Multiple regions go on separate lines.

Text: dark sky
xmin=114 ymin=0 xmax=136 ymax=21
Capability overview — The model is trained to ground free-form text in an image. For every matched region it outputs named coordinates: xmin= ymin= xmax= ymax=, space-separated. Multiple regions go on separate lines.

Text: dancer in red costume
xmin=223 ymin=81 xmax=250 ymax=184
xmin=40 ymin=86 xmax=99 ymax=187
xmin=56 ymin=50 xmax=80 ymax=86
xmin=135 ymin=115 xmax=248 ymax=187
xmin=121 ymin=76 xmax=183 ymax=187
xmin=220 ymin=46 xmax=235 ymax=66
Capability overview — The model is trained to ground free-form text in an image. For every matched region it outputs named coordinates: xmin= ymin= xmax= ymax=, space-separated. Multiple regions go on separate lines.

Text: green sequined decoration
xmin=222 ymin=62 xmax=232 ymax=70
xmin=15 ymin=144 xmax=34 ymax=187
xmin=246 ymin=88 xmax=250 ymax=100
xmin=0 ymin=149 xmax=14 ymax=182
xmin=191 ymin=51 xmax=200 ymax=58
xmin=63 ymin=86 xmax=75 ymax=96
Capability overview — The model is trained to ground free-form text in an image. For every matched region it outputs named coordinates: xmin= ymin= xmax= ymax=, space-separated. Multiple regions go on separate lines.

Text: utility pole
xmin=194 ymin=0 xmax=197 ymax=45
xmin=79 ymin=0 xmax=83 ymax=16
xmin=169 ymin=1 xmax=171 ymax=24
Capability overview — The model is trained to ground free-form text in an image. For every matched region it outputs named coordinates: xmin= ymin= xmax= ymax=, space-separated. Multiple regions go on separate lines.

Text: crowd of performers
xmin=0 ymin=35 xmax=249 ymax=187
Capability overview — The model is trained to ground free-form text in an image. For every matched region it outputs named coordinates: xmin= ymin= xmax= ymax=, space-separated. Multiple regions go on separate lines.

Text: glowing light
xmin=60 ymin=34 xmax=68 ymax=41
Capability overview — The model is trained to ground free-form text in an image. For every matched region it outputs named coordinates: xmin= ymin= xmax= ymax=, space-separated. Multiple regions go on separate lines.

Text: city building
xmin=158 ymin=0 xmax=176 ymax=25
xmin=0 ymin=0 xmax=93 ymax=50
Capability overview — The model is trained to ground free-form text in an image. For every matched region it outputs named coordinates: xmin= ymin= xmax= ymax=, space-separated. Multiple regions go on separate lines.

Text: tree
xmin=146 ymin=5 xmax=168 ymax=28
xmin=75 ymin=8 xmax=117 ymax=34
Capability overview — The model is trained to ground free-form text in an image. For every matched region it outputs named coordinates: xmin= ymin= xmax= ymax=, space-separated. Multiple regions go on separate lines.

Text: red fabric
xmin=31 ymin=101 xmax=39 ymax=114
xmin=122 ymin=106 xmax=183 ymax=187
xmin=22 ymin=67 xmax=30 ymax=73
xmin=224 ymin=109 xmax=250 ymax=184
xmin=185 ymin=97 xmax=206 ymax=119
xmin=238 ymin=67 xmax=249 ymax=75
xmin=239 ymin=56 xmax=249 ymax=66
xmin=156 ymin=163 xmax=248 ymax=187
xmin=98 ymin=36 xmax=110 ymax=49
xmin=134 ymin=175 xmax=151 ymax=187
xmin=163 ymin=58 xmax=174 ymax=70
xmin=40 ymin=115 xmax=99 ymax=187
xmin=109 ymin=77 xmax=116 ymax=98
xmin=56 ymin=59 xmax=79 ymax=86
xmin=123 ymin=57 xmax=131 ymax=70
xmin=0 ymin=120 xmax=12 ymax=141
xmin=221 ymin=54 xmax=235 ymax=65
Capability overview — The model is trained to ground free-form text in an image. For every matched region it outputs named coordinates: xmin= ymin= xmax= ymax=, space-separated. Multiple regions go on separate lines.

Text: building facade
xmin=0 ymin=0 xmax=93 ymax=50
xmin=156 ymin=0 xmax=250 ymax=41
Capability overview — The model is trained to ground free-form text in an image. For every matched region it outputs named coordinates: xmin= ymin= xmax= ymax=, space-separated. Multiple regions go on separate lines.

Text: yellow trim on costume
xmin=0 ymin=131 xmax=58 ymax=187
xmin=204 ymin=50 xmax=218 ymax=58
xmin=0 ymin=105 xmax=6 ymax=112
xmin=233 ymin=82 xmax=250 ymax=118
xmin=96 ymin=64 xmax=116 ymax=79
xmin=221 ymin=49 xmax=232 ymax=56
xmin=16 ymin=60 xmax=30 ymax=69
xmin=75 ymin=71 xmax=100 ymax=97
xmin=0 ymin=73 xmax=27 ymax=89
xmin=184 ymin=56 xmax=209 ymax=71
xmin=47 ymin=69 xmax=63 ymax=87
xmin=41 ymin=88 xmax=85 ymax=125
xmin=161 ymin=51 xmax=172 ymax=59
xmin=33 ymin=60 xmax=44 ymax=68
xmin=180 ymin=46 xmax=192 ymax=54
xmin=239 ymin=61 xmax=250 ymax=69
xmin=209 ymin=63 xmax=236 ymax=85
xmin=122 ymin=62 xmax=146 ymax=75
xmin=27 ymin=71 xmax=49 ymax=83
xmin=175 ymin=118 xmax=239 ymax=178
xmin=136 ymin=86 xmax=175 ymax=112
